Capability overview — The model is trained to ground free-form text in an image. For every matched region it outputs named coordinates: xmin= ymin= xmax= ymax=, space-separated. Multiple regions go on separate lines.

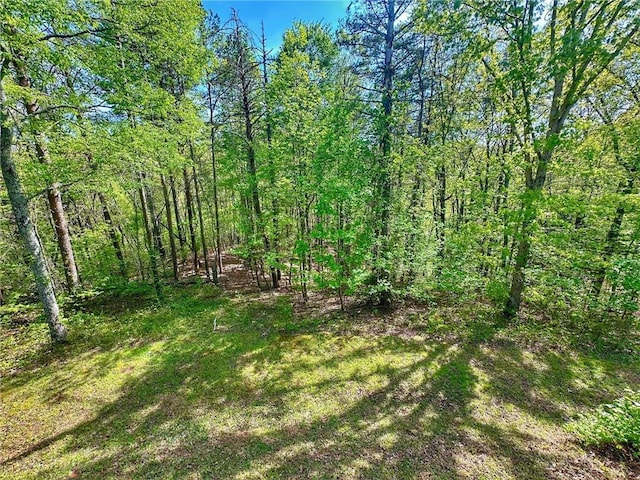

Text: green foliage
xmin=569 ymin=390 xmax=640 ymax=458
xmin=2 ymin=3 xmax=640 ymax=476
xmin=607 ymin=258 xmax=640 ymax=314
xmin=1 ymin=0 xmax=639 ymax=338
xmin=360 ymin=273 xmax=395 ymax=305
xmin=486 ymin=279 xmax=510 ymax=304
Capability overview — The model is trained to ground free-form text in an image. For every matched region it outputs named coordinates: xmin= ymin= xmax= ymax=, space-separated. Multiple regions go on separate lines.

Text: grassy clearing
xmin=1 ymin=284 xmax=639 ymax=479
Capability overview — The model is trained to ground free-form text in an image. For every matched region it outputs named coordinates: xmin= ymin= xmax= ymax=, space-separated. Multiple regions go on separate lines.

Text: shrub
xmin=569 ymin=390 xmax=640 ymax=459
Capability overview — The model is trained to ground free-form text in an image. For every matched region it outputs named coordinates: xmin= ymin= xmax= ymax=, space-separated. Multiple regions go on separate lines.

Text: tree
xmin=342 ymin=0 xmax=415 ymax=304
xmin=470 ymin=0 xmax=640 ymax=317
xmin=0 ymin=60 xmax=67 ymax=342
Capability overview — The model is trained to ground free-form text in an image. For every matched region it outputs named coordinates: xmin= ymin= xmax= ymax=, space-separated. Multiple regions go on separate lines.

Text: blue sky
xmin=201 ymin=0 xmax=350 ymax=51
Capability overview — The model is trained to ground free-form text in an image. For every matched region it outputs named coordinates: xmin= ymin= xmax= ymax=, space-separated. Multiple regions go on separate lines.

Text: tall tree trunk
xmin=504 ymin=151 xmax=548 ymax=318
xmin=498 ymin=0 xmax=634 ymax=318
xmin=297 ymin=200 xmax=308 ymax=303
xmin=138 ymin=176 xmax=162 ymax=300
xmin=149 ymin=184 xmax=165 ymax=262
xmin=169 ymin=174 xmax=186 ymax=251
xmin=232 ymin=14 xmax=272 ymax=287
xmin=407 ymin=36 xmax=430 ymax=284
xmin=435 ymin=162 xmax=446 ymax=264
xmin=260 ymin=23 xmax=280 ymax=288
xmin=591 ymin=103 xmax=636 ymax=298
xmin=242 ymin=60 xmax=272 ymax=286
xmin=147 ymin=184 xmax=164 ymax=278
xmin=191 ymin=160 xmax=213 ymax=283
xmin=183 ymin=166 xmax=198 ymax=274
xmin=0 ymin=76 xmax=66 ymax=341
xmin=497 ymin=173 xmax=511 ymax=271
xmin=45 ymin=183 xmax=79 ymax=290
xmin=243 ymin=93 xmax=261 ymax=221
xmin=132 ymin=193 xmax=146 ymax=282
xmin=207 ymin=83 xmax=223 ymax=273
xmin=501 ymin=0 xmax=542 ymax=319
xmin=373 ymin=0 xmax=396 ymax=305
xmin=591 ymin=175 xmax=635 ymax=297
xmin=98 ymin=192 xmax=126 ymax=278
xmin=160 ymin=174 xmax=179 ymax=281
xmin=406 ymin=164 xmax=423 ymax=283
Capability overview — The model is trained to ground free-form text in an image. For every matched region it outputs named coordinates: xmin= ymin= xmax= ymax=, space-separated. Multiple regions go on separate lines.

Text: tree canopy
xmin=0 ymin=0 xmax=638 ymax=338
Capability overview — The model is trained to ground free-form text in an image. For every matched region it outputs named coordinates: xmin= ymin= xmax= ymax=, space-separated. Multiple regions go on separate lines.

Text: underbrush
xmin=569 ymin=390 xmax=640 ymax=460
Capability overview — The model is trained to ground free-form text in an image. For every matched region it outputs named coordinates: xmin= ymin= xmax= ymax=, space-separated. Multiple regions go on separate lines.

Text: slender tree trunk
xmin=196 ymin=174 xmax=217 ymax=283
xmin=591 ymin=175 xmax=635 ymax=297
xmin=435 ymin=162 xmax=446 ymax=263
xmin=260 ymin=24 xmax=280 ymax=288
xmin=191 ymin=161 xmax=213 ymax=283
xmin=98 ymin=192 xmax=126 ymax=278
xmin=373 ymin=0 xmax=396 ymax=305
xmin=504 ymin=151 xmax=548 ymax=318
xmin=496 ymin=151 xmax=512 ymax=271
xmin=591 ymin=105 xmax=635 ymax=298
xmin=231 ymin=14 xmax=275 ymax=289
xmin=241 ymin=57 xmax=273 ymax=287
xmin=183 ymin=166 xmax=198 ymax=274
xmin=407 ymin=37 xmax=430 ymax=284
xmin=169 ymin=174 xmax=186 ymax=251
xmin=207 ymin=83 xmax=223 ymax=273
xmin=160 ymin=174 xmax=179 ymax=281
xmin=298 ymin=201 xmax=308 ymax=303
xmin=149 ymin=183 xmax=165 ymax=262
xmin=0 ymin=77 xmax=66 ymax=341
xmin=211 ymin=146 xmax=222 ymax=273
xmin=504 ymin=225 xmax=532 ymax=316
xmin=44 ymin=184 xmax=79 ymax=290
xmin=501 ymin=1 xmax=539 ymax=318
xmin=138 ymin=176 xmax=162 ymax=300
xmin=132 ymin=194 xmax=146 ymax=282
xmin=406 ymin=167 xmax=422 ymax=283
xmin=337 ymin=200 xmax=347 ymax=307
xmin=243 ymin=98 xmax=261 ymax=221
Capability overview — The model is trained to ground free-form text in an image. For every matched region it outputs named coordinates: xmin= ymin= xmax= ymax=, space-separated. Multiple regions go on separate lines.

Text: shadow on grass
xmin=2 ymin=285 xmax=638 ymax=479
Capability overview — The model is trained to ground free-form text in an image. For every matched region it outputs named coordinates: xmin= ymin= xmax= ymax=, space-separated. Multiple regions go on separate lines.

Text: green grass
xmin=1 ymin=284 xmax=639 ymax=479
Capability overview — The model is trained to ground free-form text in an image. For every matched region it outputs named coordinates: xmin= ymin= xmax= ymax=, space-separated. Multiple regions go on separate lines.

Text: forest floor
xmin=1 ymin=255 xmax=639 ymax=479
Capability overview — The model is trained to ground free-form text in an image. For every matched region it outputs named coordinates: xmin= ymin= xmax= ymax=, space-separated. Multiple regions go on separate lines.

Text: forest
xmin=1 ymin=0 xmax=639 ymax=478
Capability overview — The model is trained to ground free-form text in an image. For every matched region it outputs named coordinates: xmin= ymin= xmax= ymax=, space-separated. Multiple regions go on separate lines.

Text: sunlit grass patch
xmin=1 ymin=284 xmax=639 ymax=479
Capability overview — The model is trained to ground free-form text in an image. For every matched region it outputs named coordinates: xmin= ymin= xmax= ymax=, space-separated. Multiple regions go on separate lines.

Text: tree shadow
xmin=2 ymin=290 xmax=638 ymax=479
